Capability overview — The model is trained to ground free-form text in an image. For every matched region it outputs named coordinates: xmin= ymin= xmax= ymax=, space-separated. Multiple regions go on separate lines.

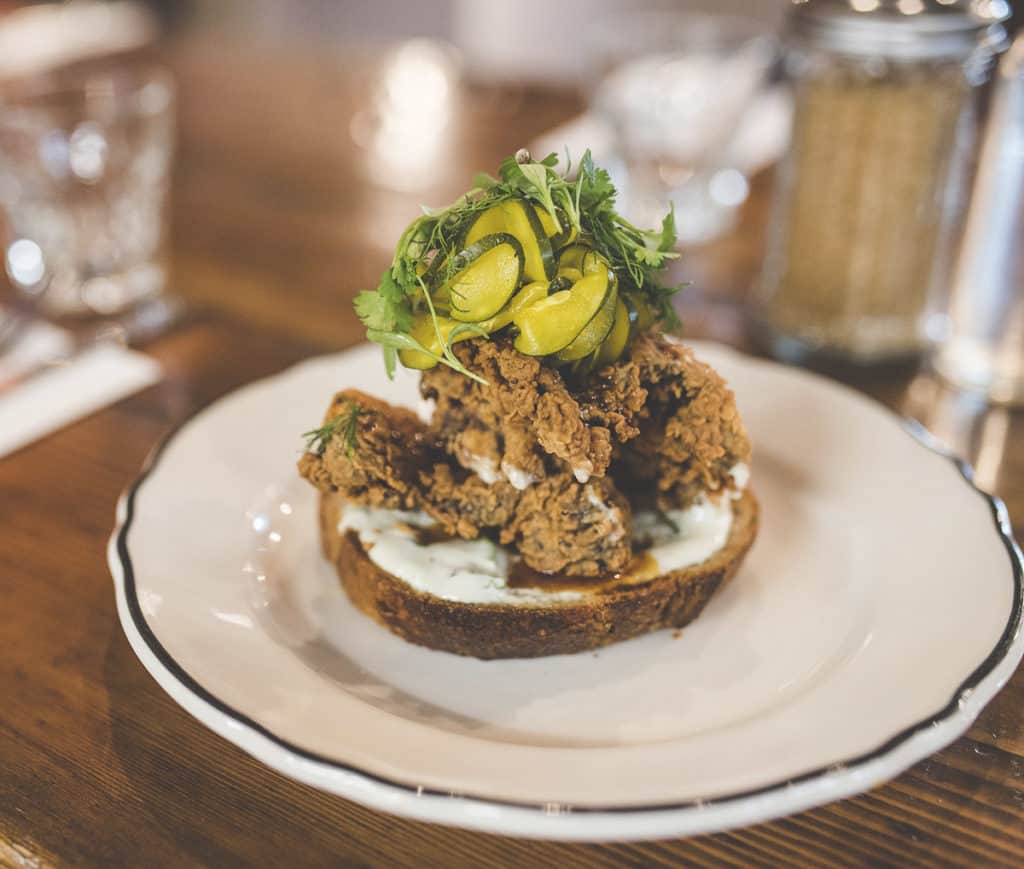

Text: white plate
xmin=108 ymin=341 xmax=1023 ymax=841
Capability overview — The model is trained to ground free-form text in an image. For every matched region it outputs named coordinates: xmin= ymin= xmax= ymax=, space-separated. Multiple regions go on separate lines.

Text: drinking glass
xmin=590 ymin=12 xmax=775 ymax=245
xmin=0 ymin=65 xmax=175 ymax=318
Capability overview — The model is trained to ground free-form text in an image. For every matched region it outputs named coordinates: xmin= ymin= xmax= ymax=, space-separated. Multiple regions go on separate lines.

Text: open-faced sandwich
xmin=299 ymin=150 xmax=757 ymax=659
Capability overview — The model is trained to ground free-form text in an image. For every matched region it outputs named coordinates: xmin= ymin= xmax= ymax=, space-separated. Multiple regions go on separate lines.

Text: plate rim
xmin=107 ymin=345 xmax=1024 ymax=840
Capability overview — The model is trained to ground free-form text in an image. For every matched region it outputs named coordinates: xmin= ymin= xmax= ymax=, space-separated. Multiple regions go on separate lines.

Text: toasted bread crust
xmin=319 ymin=490 xmax=759 ymax=659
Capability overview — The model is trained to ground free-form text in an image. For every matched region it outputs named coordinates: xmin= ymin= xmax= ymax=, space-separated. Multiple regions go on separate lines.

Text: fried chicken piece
xmin=417 ymin=461 xmax=520 ymax=539
xmin=298 ymin=389 xmax=632 ymax=575
xmin=422 ymin=334 xmax=749 ymax=509
xmin=582 ymin=333 xmax=752 ymax=508
xmin=297 ymin=390 xmax=430 ymax=510
xmin=421 ymin=339 xmax=613 ymax=485
xmin=509 ymin=475 xmax=631 ymax=576
xmin=299 ymin=333 xmax=749 ymax=575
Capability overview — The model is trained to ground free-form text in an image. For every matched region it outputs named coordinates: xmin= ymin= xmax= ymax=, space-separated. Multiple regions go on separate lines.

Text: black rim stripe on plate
xmin=116 ymin=408 xmax=1024 ymax=816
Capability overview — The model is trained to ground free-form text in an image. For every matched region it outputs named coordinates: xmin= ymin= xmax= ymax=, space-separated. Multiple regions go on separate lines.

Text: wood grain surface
xmin=2 ymin=32 xmax=1023 ymax=868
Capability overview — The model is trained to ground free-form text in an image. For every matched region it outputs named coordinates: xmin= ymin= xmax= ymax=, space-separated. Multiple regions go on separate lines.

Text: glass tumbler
xmin=590 ymin=12 xmax=775 ymax=245
xmin=0 ymin=66 xmax=175 ymax=318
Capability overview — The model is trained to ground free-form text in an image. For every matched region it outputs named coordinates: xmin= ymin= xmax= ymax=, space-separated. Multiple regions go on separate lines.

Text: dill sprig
xmin=302 ymin=401 xmax=363 ymax=456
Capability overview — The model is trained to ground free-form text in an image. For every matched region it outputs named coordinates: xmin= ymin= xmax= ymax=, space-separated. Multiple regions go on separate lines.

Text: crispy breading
xmin=507 ymin=475 xmax=631 ymax=576
xmin=298 ymin=333 xmax=751 ymax=575
xmin=297 ymin=390 xmax=431 ymax=510
xmin=417 ymin=461 xmax=520 ymax=539
xmin=298 ymin=388 xmax=632 ymax=575
xmin=623 ymin=333 xmax=751 ymax=508
xmin=421 ymin=338 xmax=615 ymax=483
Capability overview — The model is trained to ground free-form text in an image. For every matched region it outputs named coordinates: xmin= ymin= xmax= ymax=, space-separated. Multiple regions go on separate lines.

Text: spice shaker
xmin=753 ymin=0 xmax=1009 ymax=365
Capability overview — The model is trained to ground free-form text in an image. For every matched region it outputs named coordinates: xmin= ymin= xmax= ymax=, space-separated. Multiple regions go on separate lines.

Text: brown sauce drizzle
xmin=506 ymin=550 xmax=660 ymax=595
xmin=406 ymin=523 xmax=459 ymax=546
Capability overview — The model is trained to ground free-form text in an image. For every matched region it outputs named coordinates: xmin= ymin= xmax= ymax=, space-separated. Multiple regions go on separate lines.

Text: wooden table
xmin=3 ymin=33 xmax=1023 ymax=868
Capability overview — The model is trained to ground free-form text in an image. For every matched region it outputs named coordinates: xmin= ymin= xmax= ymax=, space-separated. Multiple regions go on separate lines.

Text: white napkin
xmin=0 ymin=319 xmax=161 ymax=459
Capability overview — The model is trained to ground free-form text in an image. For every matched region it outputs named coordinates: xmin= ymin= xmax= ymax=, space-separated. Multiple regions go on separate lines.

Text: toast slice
xmin=319 ymin=490 xmax=759 ymax=659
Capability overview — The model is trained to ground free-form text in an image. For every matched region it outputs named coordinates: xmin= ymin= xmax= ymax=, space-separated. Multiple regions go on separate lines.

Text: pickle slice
xmin=558 ymin=244 xmax=606 ymax=276
xmin=491 ymin=280 xmax=549 ymax=328
xmin=442 ymin=233 xmax=524 ymax=322
xmin=551 ymin=225 xmax=578 ymax=250
xmin=463 ymin=204 xmax=506 ymax=240
xmin=533 ymin=205 xmax=577 ymax=250
xmin=398 ymin=280 xmax=551 ymax=369
xmin=465 ymin=201 xmax=555 ymax=283
xmin=397 ymin=313 xmax=459 ymax=370
xmin=595 ymin=297 xmax=631 ymax=366
xmin=512 ymin=202 xmax=556 ymax=282
xmin=513 ymin=265 xmax=613 ymax=356
xmin=533 ymin=205 xmax=558 ymax=238
xmin=556 ymin=278 xmax=618 ymax=362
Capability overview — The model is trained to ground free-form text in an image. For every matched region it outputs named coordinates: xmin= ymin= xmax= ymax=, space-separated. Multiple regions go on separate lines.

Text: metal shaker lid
xmin=787 ymin=0 xmax=1010 ymax=59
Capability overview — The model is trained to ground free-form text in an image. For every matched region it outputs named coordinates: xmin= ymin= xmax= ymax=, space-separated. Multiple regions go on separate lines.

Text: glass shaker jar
xmin=753 ymin=0 xmax=1009 ymax=365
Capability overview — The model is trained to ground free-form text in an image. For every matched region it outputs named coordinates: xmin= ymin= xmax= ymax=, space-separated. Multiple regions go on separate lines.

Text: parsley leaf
xmin=354 ymin=270 xmax=412 ymax=338
xmin=660 ymin=203 xmax=678 ymax=252
xmin=354 ymin=290 xmax=396 ymax=332
xmin=577 ymin=149 xmax=615 ymax=212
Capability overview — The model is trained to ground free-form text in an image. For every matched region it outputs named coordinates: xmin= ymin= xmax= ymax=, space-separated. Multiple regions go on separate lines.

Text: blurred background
xmin=0 ymin=0 xmax=1023 ymax=485
xmin=0 ymin=0 xmax=786 ymax=315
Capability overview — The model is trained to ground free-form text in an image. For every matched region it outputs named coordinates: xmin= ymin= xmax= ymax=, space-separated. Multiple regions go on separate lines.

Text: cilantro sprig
xmin=353 ymin=149 xmax=682 ymax=380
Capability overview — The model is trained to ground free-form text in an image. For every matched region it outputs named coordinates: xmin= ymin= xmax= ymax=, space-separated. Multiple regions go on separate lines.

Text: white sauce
xmin=729 ymin=462 xmax=750 ymax=492
xmin=633 ymin=496 xmax=733 ymax=575
xmin=458 ymin=453 xmax=537 ymax=490
xmin=416 ymin=397 xmax=436 ymax=424
xmin=572 ymin=466 xmax=592 ymax=484
xmin=339 ymin=495 xmax=733 ymax=606
xmin=339 ymin=506 xmax=577 ymax=604
xmin=586 ymin=484 xmax=624 ymax=542
xmin=501 ymin=461 xmax=536 ymax=491
xmin=462 ymin=451 xmax=500 ymax=485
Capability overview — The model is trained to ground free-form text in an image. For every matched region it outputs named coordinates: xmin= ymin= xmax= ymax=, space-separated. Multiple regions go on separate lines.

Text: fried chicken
xmin=420 ymin=340 xmax=613 ymax=485
xmin=298 ymin=390 xmax=431 ymax=510
xmin=423 ymin=334 xmax=750 ymax=506
xmin=298 ymin=333 xmax=750 ymax=577
xmin=299 ymin=388 xmax=632 ymax=575
xmin=582 ymin=332 xmax=752 ymax=508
